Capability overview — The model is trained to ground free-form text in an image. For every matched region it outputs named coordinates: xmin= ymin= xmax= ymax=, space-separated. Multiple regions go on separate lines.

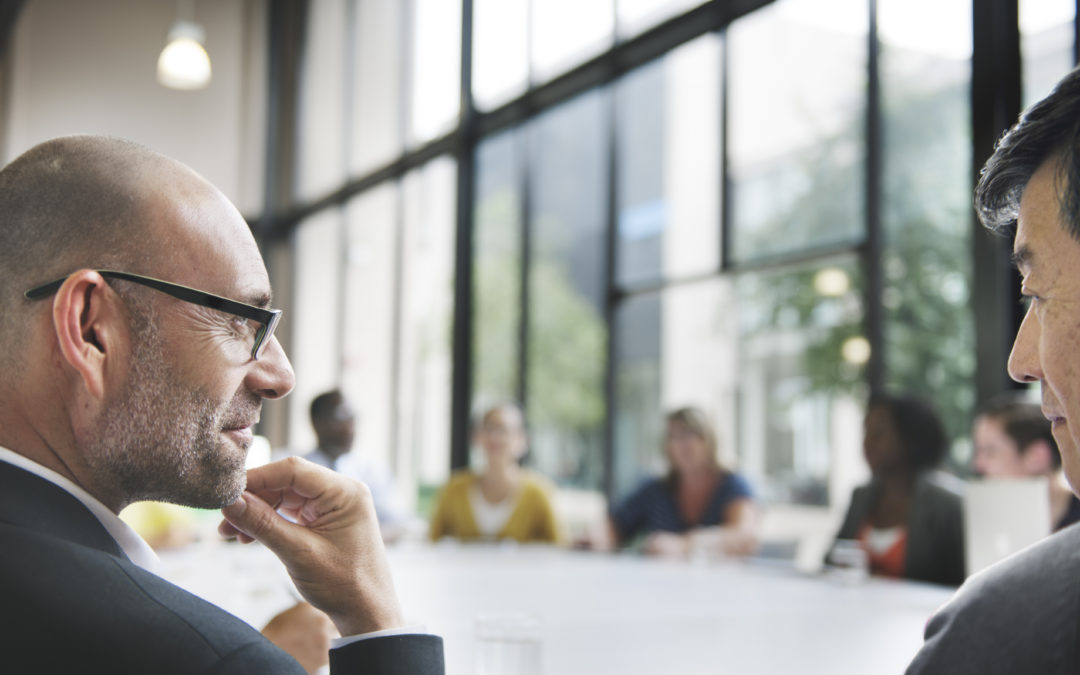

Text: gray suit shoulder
xmin=907 ymin=523 xmax=1080 ymax=674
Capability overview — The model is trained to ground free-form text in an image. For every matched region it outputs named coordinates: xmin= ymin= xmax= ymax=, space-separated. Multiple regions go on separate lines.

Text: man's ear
xmin=51 ymin=270 xmax=127 ymax=400
xmin=1021 ymin=440 xmax=1056 ymax=475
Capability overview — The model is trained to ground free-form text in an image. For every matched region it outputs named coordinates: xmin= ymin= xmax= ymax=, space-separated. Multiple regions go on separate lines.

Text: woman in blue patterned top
xmin=606 ymin=407 xmax=758 ymax=558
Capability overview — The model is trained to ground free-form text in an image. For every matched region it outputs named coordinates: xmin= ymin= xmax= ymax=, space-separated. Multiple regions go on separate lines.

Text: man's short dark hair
xmin=868 ymin=392 xmax=948 ymax=473
xmin=310 ymin=389 xmax=344 ymax=424
xmin=977 ymin=65 xmax=1080 ymax=239
xmin=977 ymin=393 xmax=1060 ymax=469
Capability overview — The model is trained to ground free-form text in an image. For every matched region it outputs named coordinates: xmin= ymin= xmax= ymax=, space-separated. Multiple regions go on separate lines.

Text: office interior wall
xmin=5 ymin=0 xmax=266 ymax=216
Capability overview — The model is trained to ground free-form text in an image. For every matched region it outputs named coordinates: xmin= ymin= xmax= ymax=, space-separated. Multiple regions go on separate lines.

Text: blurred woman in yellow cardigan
xmin=429 ymin=403 xmax=562 ymax=544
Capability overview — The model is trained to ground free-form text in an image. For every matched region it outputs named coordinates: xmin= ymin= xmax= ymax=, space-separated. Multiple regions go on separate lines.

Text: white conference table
xmin=157 ymin=540 xmax=955 ymax=675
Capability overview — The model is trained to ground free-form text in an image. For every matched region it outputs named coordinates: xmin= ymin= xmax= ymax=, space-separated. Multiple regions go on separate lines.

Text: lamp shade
xmin=157 ymin=20 xmax=211 ymax=90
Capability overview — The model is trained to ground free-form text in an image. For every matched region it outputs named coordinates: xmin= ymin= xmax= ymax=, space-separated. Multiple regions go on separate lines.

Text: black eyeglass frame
xmin=24 ymin=270 xmax=282 ymax=361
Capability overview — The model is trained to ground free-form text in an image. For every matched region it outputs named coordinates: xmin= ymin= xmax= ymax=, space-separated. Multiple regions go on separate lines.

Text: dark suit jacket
xmin=907 ymin=521 xmax=1080 ymax=673
xmin=0 ymin=460 xmax=444 ymax=674
xmin=829 ymin=471 xmax=966 ymax=586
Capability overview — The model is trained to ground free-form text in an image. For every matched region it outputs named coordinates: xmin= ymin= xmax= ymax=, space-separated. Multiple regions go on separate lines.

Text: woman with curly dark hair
xmin=828 ymin=393 xmax=965 ymax=586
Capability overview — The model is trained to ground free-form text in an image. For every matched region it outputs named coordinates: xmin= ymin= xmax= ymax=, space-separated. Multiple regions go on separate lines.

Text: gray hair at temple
xmin=976 ymin=64 xmax=1080 ymax=241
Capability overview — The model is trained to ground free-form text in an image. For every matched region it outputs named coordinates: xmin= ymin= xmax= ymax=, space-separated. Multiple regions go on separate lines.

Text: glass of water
xmin=826 ymin=539 xmax=870 ymax=584
xmin=475 ymin=611 xmax=542 ymax=675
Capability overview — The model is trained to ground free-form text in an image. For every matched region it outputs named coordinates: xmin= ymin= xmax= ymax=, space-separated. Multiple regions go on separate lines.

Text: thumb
xmin=221 ymin=491 xmax=296 ymax=551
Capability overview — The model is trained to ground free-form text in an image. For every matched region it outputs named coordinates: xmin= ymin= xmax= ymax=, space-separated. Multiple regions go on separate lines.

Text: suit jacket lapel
xmin=0 ymin=460 xmax=127 ymax=559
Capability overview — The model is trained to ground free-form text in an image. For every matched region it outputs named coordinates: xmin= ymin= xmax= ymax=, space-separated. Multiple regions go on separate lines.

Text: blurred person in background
xmin=428 ymin=402 xmax=562 ymax=544
xmin=829 ymin=393 xmax=965 ymax=586
xmin=303 ymin=389 xmax=416 ymax=542
xmin=972 ymin=393 xmax=1080 ymax=532
xmin=604 ymin=406 xmax=758 ymax=558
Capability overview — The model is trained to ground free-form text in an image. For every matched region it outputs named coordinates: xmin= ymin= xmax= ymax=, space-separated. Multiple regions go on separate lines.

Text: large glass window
xmin=399 ymin=158 xmax=457 ymax=491
xmin=613 ymin=256 xmax=866 ymax=506
xmin=410 ymin=0 xmax=462 ymax=144
xmin=879 ymin=0 xmax=975 ymax=450
xmin=1020 ymin=0 xmax=1076 ymax=107
xmin=531 ymin=0 xmax=614 ymax=83
xmin=734 ymin=258 xmax=865 ymax=504
xmin=617 ymin=0 xmax=708 ymax=38
xmin=296 ymin=0 xmax=347 ymax=201
xmin=526 ymin=91 xmax=609 ymax=490
xmin=613 ymin=279 xmax=739 ymax=500
xmin=727 ymin=0 xmax=868 ymax=263
xmin=472 ymin=0 xmax=529 ymax=111
xmin=280 ymin=0 xmax=1037 ymax=514
xmin=289 ymin=209 xmax=346 ymax=450
xmin=350 ymin=0 xmax=404 ymax=176
xmin=472 ymin=131 xmax=523 ymax=407
xmin=340 ymin=186 xmax=399 ymax=471
xmin=615 ymin=35 xmax=721 ymax=289
xmin=327 ymin=163 xmax=456 ymax=508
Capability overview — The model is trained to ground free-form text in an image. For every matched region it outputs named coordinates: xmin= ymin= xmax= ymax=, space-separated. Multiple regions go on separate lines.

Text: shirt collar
xmin=0 ymin=446 xmax=160 ymax=571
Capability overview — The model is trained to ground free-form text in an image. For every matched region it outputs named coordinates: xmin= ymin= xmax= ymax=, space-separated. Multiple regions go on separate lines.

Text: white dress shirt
xmin=0 ymin=446 xmax=160 ymax=570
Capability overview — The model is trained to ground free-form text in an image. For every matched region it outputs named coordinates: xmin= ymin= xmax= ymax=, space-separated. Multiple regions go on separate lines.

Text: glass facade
xmin=472 ymin=130 xmax=524 ymax=408
xmin=879 ymin=0 xmax=975 ymax=457
xmin=526 ymin=91 xmax=610 ymax=491
xmin=615 ymin=36 xmax=721 ymax=288
xmin=1021 ymin=0 xmax=1076 ymax=107
xmin=727 ymin=0 xmax=867 ymax=263
xmin=278 ymin=0 xmax=1077 ymax=512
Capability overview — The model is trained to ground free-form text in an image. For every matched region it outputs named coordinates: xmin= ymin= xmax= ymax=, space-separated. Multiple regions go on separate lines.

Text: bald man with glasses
xmin=0 ymin=135 xmax=443 ymax=673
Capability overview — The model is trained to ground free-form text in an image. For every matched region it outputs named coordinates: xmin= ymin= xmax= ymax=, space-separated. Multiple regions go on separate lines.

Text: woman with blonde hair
xmin=606 ymin=407 xmax=757 ymax=557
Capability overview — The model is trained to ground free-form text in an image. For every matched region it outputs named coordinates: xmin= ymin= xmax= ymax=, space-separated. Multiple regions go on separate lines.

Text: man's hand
xmin=219 ymin=457 xmax=404 ymax=636
xmin=262 ymin=602 xmax=337 ymax=674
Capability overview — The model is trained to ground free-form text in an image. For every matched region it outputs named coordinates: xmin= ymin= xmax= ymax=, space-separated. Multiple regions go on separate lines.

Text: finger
xmin=221 ymin=490 xmax=305 ymax=551
xmin=242 ymin=458 xmax=358 ymax=525
xmin=217 ymin=518 xmax=256 ymax=544
xmin=243 ymin=457 xmax=337 ymax=500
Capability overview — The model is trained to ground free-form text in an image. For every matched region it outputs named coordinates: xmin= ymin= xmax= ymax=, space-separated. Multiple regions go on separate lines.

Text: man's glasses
xmin=24 ymin=270 xmax=282 ymax=361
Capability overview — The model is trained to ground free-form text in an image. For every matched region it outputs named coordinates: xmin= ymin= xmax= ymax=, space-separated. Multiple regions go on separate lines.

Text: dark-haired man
xmin=0 ymin=135 xmax=443 ymax=673
xmin=303 ymin=389 xmax=414 ymax=541
xmin=972 ymin=394 xmax=1080 ymax=532
xmin=908 ymin=65 xmax=1080 ymax=672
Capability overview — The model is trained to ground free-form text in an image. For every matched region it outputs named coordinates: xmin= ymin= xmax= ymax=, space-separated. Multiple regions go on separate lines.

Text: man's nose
xmin=247 ymin=335 xmax=296 ymax=399
xmin=1007 ymin=305 xmax=1043 ymax=384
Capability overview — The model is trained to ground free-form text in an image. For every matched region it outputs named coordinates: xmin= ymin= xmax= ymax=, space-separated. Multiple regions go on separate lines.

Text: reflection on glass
xmin=473 ymin=0 xmax=529 ymax=110
xmin=879 ymin=0 xmax=975 ymax=448
xmin=411 ymin=0 xmax=462 ymax=144
xmin=531 ymin=0 xmax=614 ymax=83
xmin=350 ymin=0 xmax=404 ymax=176
xmin=399 ymin=158 xmax=457 ymax=489
xmin=615 ymin=35 xmax=721 ymax=288
xmin=297 ymin=0 xmax=347 ymax=201
xmin=1020 ymin=0 xmax=1075 ymax=108
xmin=473 ymin=131 xmax=523 ymax=407
xmin=734 ymin=258 xmax=865 ymax=505
xmin=727 ymin=0 xmax=867 ymax=262
xmin=342 ymin=186 xmax=399 ymax=478
xmin=527 ymin=91 xmax=609 ymax=491
xmin=617 ymin=0 xmax=706 ymax=38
